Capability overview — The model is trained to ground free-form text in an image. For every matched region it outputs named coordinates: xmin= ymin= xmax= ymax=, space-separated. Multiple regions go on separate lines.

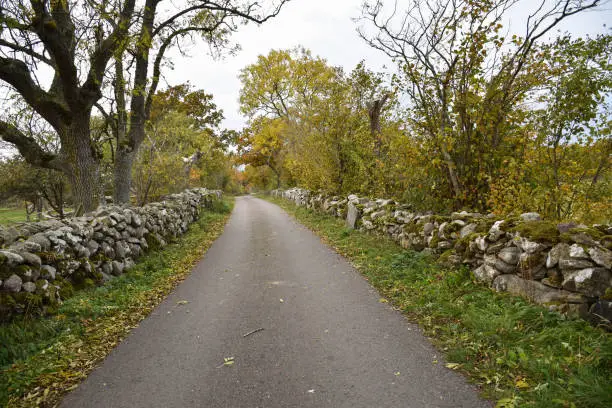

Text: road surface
xmin=61 ymin=196 xmax=490 ymax=408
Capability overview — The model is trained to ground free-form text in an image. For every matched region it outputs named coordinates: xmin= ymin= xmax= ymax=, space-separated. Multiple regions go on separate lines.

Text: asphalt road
xmin=61 ymin=196 xmax=490 ymax=408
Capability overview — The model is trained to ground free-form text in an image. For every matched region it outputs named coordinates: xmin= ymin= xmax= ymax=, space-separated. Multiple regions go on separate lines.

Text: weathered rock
xmin=492 ymin=274 xmax=588 ymax=304
xmin=22 ymin=281 xmax=36 ymax=293
xmin=473 ymin=264 xmax=501 ymax=284
xmin=497 ymin=247 xmax=520 ymax=265
xmin=546 ymin=243 xmax=570 ymax=268
xmin=460 ymin=223 xmax=477 ymax=238
xmin=422 ymin=222 xmax=435 ymax=236
xmin=559 ymin=258 xmax=595 ymax=270
xmin=569 ymin=244 xmax=589 ymax=259
xmin=20 ymin=252 xmax=42 ymax=268
xmin=40 ymin=265 xmax=57 ymax=280
xmin=589 ymin=300 xmax=612 ymax=327
xmin=346 ymin=202 xmax=361 ymax=230
xmin=556 ymin=222 xmax=578 ymax=234
xmin=0 ymin=250 xmax=24 ymax=267
xmin=520 ymin=212 xmax=541 ymax=222
xmin=0 ymin=227 xmax=20 ymax=246
xmin=518 ymin=252 xmax=546 ymax=280
xmin=3 ymin=274 xmax=22 ymax=292
xmin=111 ymin=260 xmax=124 ymax=276
xmin=588 ymin=247 xmax=612 ymax=269
xmin=475 ymin=236 xmax=488 ymax=252
xmin=562 ymin=268 xmax=611 ymax=297
xmin=28 ymin=233 xmax=51 ymax=252
xmin=513 ymin=236 xmax=546 ymax=254
xmin=488 ymin=220 xmax=506 ymax=242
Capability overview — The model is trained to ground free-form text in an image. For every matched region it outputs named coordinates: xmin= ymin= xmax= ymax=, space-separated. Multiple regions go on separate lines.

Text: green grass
xmin=0 ymin=198 xmax=233 ymax=408
xmin=0 ymin=207 xmax=27 ymax=224
xmin=266 ymin=196 xmax=612 ymax=408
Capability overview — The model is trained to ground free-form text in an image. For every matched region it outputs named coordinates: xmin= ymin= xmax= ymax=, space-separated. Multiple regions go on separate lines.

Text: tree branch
xmin=0 ymin=120 xmax=64 ymax=171
xmin=0 ymin=56 xmax=71 ymax=129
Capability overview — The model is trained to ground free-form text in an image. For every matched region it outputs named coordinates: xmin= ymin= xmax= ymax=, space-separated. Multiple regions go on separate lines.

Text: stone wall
xmin=0 ymin=188 xmax=221 ymax=319
xmin=272 ymin=188 xmax=612 ymax=324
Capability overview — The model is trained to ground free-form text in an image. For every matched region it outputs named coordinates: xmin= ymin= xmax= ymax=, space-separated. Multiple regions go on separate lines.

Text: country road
xmin=61 ymin=196 xmax=490 ymax=408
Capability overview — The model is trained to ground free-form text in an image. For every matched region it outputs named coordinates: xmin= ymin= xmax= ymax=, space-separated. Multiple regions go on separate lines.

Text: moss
xmin=602 ymin=288 xmax=612 ymax=301
xmin=13 ymin=264 xmax=32 ymax=277
xmin=53 ymin=277 xmax=74 ymax=300
xmin=38 ymin=251 xmax=63 ymax=264
xmin=565 ymin=227 xmax=605 ymax=241
xmin=511 ymin=221 xmax=560 ymax=243
xmin=475 ymin=219 xmax=495 ymax=233
xmin=436 ymin=249 xmax=458 ymax=266
xmin=429 ymin=235 xmax=440 ymax=249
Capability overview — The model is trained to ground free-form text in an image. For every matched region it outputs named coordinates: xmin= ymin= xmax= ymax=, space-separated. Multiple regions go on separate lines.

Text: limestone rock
xmin=562 ymin=268 xmax=611 ymax=297
xmin=520 ymin=212 xmax=541 ymax=222
xmin=40 ymin=265 xmax=57 ymax=280
xmin=546 ymin=243 xmax=570 ymax=268
xmin=346 ymin=202 xmax=361 ymax=230
xmin=111 ymin=260 xmax=124 ymax=276
xmin=492 ymin=274 xmax=588 ymax=304
xmin=473 ymin=264 xmax=501 ymax=284
xmin=569 ymin=244 xmax=589 ymax=259
xmin=475 ymin=236 xmax=488 ymax=252
xmin=488 ymin=220 xmax=506 ymax=242
xmin=589 ymin=300 xmax=612 ymax=327
xmin=559 ymin=258 xmax=595 ymax=270
xmin=588 ymin=247 xmax=612 ymax=269
xmin=3 ymin=274 xmax=22 ymax=292
xmin=22 ymin=281 xmax=36 ymax=293
xmin=0 ymin=250 xmax=24 ymax=267
xmin=460 ymin=223 xmax=477 ymax=238
xmin=498 ymin=247 xmax=521 ymax=265
xmin=513 ymin=236 xmax=546 ymax=254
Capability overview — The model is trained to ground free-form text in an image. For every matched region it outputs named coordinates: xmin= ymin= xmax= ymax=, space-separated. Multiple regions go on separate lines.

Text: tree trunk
xmin=114 ymin=145 xmax=135 ymax=204
xmin=61 ymin=115 xmax=100 ymax=213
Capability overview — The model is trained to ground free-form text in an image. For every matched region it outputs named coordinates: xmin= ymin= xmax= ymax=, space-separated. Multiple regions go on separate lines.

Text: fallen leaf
xmin=515 ymin=377 xmax=529 ymax=389
xmin=279 ymin=298 xmax=284 ymax=303
xmin=394 ymin=371 xmax=401 ymax=376
xmin=379 ymin=298 xmax=388 ymax=303
xmin=445 ymin=363 xmax=461 ymax=370
xmin=177 ymin=300 xmax=189 ymax=305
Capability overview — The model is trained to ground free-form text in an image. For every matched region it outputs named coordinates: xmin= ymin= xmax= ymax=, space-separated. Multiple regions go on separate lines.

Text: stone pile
xmin=0 ymin=188 xmax=221 ymax=318
xmin=272 ymin=188 xmax=612 ymax=324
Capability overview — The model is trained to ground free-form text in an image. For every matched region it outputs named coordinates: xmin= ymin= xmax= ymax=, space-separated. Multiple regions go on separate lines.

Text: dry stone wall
xmin=0 ymin=188 xmax=221 ymax=319
xmin=272 ymin=188 xmax=612 ymax=325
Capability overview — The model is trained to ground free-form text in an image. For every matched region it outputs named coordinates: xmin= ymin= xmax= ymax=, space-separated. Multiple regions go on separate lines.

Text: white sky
xmin=164 ymin=0 xmax=612 ymax=131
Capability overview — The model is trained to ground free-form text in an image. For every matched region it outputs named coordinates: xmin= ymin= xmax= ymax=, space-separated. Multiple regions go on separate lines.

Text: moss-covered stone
xmin=511 ymin=221 xmax=560 ymax=243
xmin=429 ymin=235 xmax=440 ymax=249
xmin=53 ymin=277 xmax=74 ymax=300
xmin=563 ymin=227 xmax=605 ymax=241
xmin=602 ymin=287 xmax=612 ymax=301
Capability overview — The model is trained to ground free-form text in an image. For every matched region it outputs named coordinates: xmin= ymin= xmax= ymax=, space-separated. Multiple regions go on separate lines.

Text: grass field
xmin=0 ymin=207 xmax=27 ymax=224
xmin=266 ymin=196 xmax=612 ymax=408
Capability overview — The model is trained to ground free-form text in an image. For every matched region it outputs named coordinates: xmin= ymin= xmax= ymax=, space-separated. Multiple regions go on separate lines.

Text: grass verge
xmin=0 ymin=198 xmax=234 ymax=407
xmin=266 ymin=196 xmax=611 ymax=408
xmin=0 ymin=208 xmax=27 ymax=225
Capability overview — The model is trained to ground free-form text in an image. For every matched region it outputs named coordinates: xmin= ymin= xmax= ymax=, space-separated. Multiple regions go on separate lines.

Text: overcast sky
xmin=164 ymin=0 xmax=611 ymax=131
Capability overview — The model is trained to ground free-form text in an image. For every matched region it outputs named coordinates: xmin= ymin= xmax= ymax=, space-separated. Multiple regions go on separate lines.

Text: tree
xmin=358 ymin=0 xmax=602 ymax=210
xmin=238 ymin=117 xmax=288 ymax=188
xmin=0 ymin=158 xmax=69 ymax=219
xmin=0 ymin=0 xmax=290 ymax=211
